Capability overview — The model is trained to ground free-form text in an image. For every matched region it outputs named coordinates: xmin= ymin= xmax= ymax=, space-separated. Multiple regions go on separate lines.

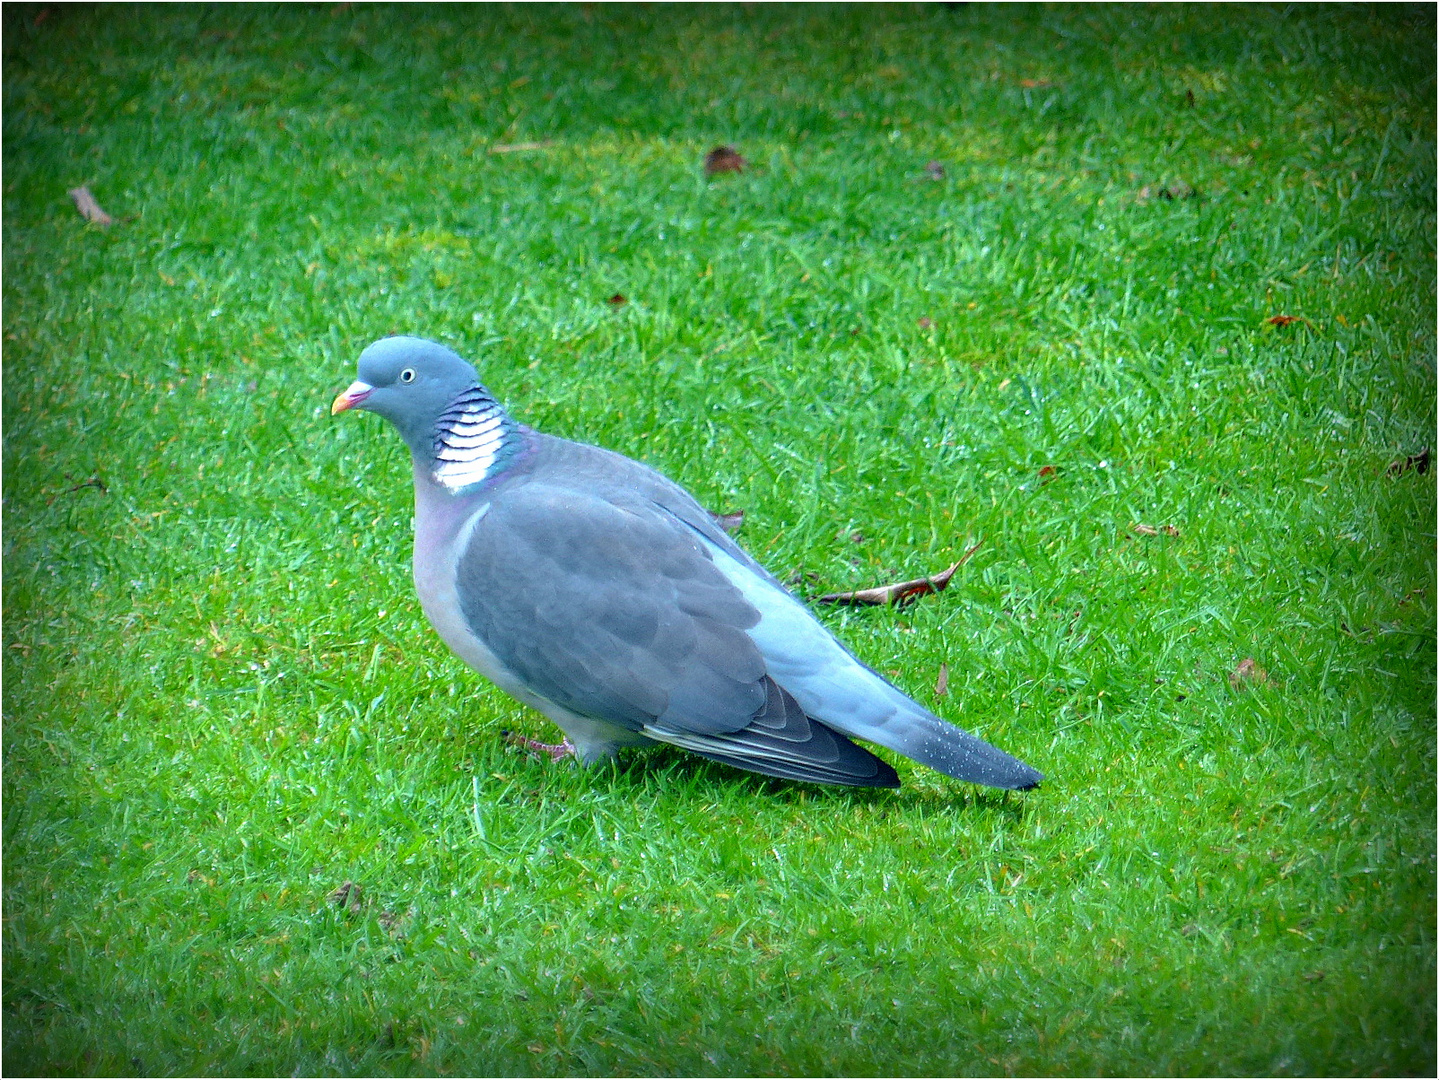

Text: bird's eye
xmin=399 ymin=368 xmax=416 ymax=384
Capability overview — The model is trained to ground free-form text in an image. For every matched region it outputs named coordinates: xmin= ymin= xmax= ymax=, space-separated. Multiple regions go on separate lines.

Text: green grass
xmin=3 ymin=2 xmax=1434 ymax=1075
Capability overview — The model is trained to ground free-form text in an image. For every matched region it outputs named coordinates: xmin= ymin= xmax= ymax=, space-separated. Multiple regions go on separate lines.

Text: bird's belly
xmin=411 ymin=515 xmax=649 ymax=762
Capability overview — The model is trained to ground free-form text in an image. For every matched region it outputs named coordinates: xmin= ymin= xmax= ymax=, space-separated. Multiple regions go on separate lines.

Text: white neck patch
xmin=432 ymin=388 xmax=509 ymax=492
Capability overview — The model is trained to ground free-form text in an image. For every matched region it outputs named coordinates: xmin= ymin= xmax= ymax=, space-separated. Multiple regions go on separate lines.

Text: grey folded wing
xmin=453 ymin=481 xmax=898 ymax=786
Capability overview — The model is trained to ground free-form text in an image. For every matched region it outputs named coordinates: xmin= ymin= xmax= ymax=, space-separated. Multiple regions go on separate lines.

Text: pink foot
xmin=501 ymin=730 xmax=576 ymax=762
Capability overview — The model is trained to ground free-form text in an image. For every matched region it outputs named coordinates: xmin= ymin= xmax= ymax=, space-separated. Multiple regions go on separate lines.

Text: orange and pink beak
xmin=330 ymin=381 xmax=373 ymax=415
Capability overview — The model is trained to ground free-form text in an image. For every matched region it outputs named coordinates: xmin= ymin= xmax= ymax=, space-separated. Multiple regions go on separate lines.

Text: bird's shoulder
xmin=485 ymin=431 xmax=736 ymax=548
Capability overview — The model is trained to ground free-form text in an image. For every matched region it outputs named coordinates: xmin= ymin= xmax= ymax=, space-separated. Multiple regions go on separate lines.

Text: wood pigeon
xmin=332 ymin=336 xmax=1043 ymax=791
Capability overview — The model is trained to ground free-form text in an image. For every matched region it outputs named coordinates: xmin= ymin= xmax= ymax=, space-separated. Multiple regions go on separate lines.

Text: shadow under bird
xmin=332 ymin=336 xmax=1043 ymax=791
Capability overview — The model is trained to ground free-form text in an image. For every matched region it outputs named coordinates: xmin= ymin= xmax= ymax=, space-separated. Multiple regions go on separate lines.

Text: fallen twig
xmin=710 ymin=509 xmax=744 ymax=534
xmin=46 ymin=475 xmax=108 ymax=505
xmin=488 ymin=141 xmax=553 ymax=154
xmin=817 ymin=540 xmax=983 ymax=607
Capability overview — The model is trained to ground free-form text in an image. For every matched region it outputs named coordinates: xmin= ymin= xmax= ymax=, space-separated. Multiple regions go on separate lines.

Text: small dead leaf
xmin=1386 ymin=447 xmax=1429 ymax=477
xmin=923 ymin=160 xmax=946 ymax=181
xmin=704 ymin=145 xmax=746 ymax=175
xmin=328 ymin=880 xmax=364 ymax=913
xmin=1038 ymin=465 xmax=1057 ymax=483
xmin=711 ymin=509 xmax=744 ymax=534
xmin=68 ymin=186 xmax=112 ymax=226
xmin=1132 ymin=523 xmax=1159 ymax=536
xmin=1228 ymin=658 xmax=1269 ymax=690
xmin=1137 ymin=182 xmax=1198 ymax=203
xmin=818 ymin=540 xmax=983 ymax=607
xmin=935 ymin=663 xmax=949 ymax=697
xmin=1019 ymin=78 xmax=1053 ymax=89
xmin=1266 ymin=314 xmax=1315 ymax=330
xmin=917 ymin=316 xmax=933 ymax=330
xmin=607 ymin=293 xmax=627 ymax=307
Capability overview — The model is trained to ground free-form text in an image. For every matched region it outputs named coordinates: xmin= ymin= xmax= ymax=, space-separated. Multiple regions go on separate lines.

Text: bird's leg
xmin=501 ymin=730 xmax=576 ymax=762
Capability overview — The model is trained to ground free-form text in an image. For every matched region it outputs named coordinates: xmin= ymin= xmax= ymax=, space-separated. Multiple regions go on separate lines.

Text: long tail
xmin=694 ymin=532 xmax=1043 ymax=791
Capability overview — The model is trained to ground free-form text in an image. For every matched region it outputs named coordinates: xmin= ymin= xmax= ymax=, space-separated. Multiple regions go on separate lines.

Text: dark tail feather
xmin=646 ymin=677 xmax=902 ymax=788
xmin=890 ymin=712 xmax=1044 ymax=790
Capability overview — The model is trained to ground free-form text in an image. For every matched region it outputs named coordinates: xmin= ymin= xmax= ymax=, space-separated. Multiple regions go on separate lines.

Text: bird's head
xmin=334 ymin=336 xmax=521 ymax=492
xmin=332 ymin=336 xmax=486 ymax=456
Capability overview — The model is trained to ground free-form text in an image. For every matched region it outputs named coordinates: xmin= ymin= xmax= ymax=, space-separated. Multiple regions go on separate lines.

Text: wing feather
xmin=455 ymin=482 xmax=765 ymax=734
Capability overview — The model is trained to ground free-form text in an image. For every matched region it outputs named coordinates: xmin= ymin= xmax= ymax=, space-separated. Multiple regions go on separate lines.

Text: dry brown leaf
xmin=607 ymin=293 xmax=627 ymax=307
xmin=917 ymin=316 xmax=933 ymax=330
xmin=327 ymin=880 xmax=363 ymax=913
xmin=1228 ymin=658 xmax=1269 ymax=690
xmin=68 ymin=186 xmax=112 ymax=226
xmin=704 ymin=146 xmax=746 ymax=175
xmin=1386 ymin=447 xmax=1430 ymax=477
xmin=1137 ymin=182 xmax=1198 ymax=203
xmin=1038 ymin=465 xmax=1057 ymax=483
xmin=1266 ymin=314 xmax=1315 ymax=330
xmin=1132 ymin=523 xmax=1159 ymax=536
xmin=935 ymin=663 xmax=949 ymax=697
xmin=817 ymin=541 xmax=982 ymax=607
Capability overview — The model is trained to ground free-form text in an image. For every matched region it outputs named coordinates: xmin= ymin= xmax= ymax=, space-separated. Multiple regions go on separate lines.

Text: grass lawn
xmin=3 ymin=3 xmax=1434 ymax=1075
